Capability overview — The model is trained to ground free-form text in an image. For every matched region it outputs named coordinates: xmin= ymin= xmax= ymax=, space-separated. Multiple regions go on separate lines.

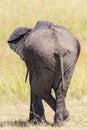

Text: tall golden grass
xmin=0 ymin=0 xmax=87 ymax=101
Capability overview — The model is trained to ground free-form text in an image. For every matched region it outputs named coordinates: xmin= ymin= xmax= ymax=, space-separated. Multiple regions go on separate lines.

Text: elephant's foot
xmin=54 ymin=111 xmax=64 ymax=127
xmin=29 ymin=115 xmax=48 ymax=125
xmin=54 ymin=119 xmax=63 ymax=127
xmin=63 ymin=109 xmax=69 ymax=121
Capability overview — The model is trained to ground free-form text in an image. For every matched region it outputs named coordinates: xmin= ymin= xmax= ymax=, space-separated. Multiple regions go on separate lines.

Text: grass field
xmin=0 ymin=0 xmax=87 ymax=129
xmin=0 ymin=96 xmax=87 ymax=129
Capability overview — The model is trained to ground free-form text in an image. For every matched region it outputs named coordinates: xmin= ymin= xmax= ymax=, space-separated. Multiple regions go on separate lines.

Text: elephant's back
xmin=24 ymin=28 xmax=56 ymax=71
xmin=54 ymin=25 xmax=79 ymax=54
xmin=25 ymin=28 xmax=54 ymax=50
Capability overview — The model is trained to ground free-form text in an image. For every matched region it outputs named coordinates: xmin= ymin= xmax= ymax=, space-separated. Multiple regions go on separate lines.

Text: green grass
xmin=0 ymin=0 xmax=87 ymax=102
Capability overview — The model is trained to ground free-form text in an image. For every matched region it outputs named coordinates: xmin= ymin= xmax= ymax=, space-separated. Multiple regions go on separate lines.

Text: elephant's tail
xmin=54 ymin=53 xmax=65 ymax=92
xmin=59 ymin=55 xmax=64 ymax=92
xmin=51 ymin=26 xmax=65 ymax=92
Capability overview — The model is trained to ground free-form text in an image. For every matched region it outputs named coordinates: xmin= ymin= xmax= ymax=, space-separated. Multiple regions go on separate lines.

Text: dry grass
xmin=0 ymin=0 xmax=87 ymax=129
xmin=0 ymin=96 xmax=87 ymax=129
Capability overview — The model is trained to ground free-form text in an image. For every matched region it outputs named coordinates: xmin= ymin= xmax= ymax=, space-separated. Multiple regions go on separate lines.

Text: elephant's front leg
xmin=29 ymin=91 xmax=47 ymax=125
xmin=54 ymin=84 xmax=65 ymax=126
xmin=28 ymin=74 xmax=47 ymax=125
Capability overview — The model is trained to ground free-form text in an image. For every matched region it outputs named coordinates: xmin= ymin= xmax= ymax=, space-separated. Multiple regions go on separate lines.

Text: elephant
xmin=8 ymin=20 xmax=80 ymax=126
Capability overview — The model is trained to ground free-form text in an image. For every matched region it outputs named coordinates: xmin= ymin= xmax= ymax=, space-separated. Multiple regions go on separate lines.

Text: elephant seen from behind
xmin=8 ymin=20 xmax=80 ymax=126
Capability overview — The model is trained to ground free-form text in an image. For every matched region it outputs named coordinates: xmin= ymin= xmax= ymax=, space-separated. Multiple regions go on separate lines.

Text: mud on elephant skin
xmin=8 ymin=20 xmax=80 ymax=126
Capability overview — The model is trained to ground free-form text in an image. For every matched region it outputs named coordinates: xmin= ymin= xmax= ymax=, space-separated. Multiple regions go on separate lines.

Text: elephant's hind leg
xmin=42 ymin=91 xmax=69 ymax=126
xmin=43 ymin=92 xmax=56 ymax=112
xmin=62 ymin=54 xmax=78 ymax=120
xmin=54 ymin=53 xmax=78 ymax=126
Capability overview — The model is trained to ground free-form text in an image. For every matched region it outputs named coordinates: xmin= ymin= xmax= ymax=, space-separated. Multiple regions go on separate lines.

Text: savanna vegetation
xmin=0 ymin=0 xmax=87 ymax=129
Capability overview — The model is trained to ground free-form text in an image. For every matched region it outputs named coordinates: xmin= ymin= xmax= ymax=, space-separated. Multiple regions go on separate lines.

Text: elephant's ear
xmin=8 ymin=27 xmax=32 ymax=43
xmin=8 ymin=27 xmax=32 ymax=60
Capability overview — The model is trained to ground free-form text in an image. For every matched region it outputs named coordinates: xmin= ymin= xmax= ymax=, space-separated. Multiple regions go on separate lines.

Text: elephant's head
xmin=8 ymin=27 xmax=32 ymax=60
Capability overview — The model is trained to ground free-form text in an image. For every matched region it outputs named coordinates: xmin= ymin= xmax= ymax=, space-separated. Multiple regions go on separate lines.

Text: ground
xmin=0 ymin=96 xmax=87 ymax=130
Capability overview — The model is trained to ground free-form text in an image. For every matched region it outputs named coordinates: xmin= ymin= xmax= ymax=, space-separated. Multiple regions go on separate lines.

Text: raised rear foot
xmin=63 ymin=109 xmax=69 ymax=121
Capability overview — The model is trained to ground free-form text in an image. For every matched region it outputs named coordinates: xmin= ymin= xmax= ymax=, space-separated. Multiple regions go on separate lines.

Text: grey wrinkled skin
xmin=8 ymin=20 xmax=80 ymax=126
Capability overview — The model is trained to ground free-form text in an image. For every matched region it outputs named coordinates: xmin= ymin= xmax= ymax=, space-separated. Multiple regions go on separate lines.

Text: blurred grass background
xmin=0 ymin=0 xmax=87 ymax=102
